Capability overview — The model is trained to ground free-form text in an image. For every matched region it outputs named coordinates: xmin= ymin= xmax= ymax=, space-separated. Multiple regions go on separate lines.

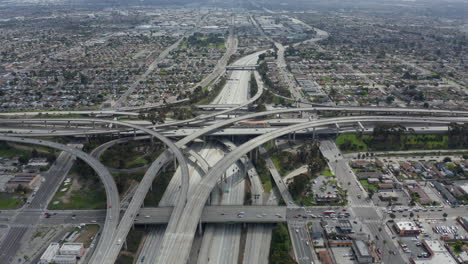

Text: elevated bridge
xmin=226 ymin=64 xmax=258 ymax=71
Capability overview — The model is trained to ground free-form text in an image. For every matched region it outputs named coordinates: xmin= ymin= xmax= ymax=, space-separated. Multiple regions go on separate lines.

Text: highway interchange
xmin=0 ymin=13 xmax=468 ymax=264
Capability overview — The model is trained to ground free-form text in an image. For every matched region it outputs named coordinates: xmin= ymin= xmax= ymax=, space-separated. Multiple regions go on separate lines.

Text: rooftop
xmin=395 ymin=221 xmax=420 ymax=231
xmin=353 ymin=240 xmax=371 ymax=257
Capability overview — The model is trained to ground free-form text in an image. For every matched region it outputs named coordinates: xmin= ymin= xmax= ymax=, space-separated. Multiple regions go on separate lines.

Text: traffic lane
xmin=0 ymin=226 xmax=28 ymax=264
xmin=366 ymin=222 xmax=405 ymax=264
xmin=288 ymin=221 xmax=313 ymax=264
xmin=136 ymin=206 xmax=287 ymax=224
xmin=29 ymin=151 xmax=74 ymax=209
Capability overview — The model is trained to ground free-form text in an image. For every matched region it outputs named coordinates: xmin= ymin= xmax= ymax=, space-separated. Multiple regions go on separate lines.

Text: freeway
xmin=196 ymin=140 xmax=244 ymax=264
xmin=137 ymin=142 xmax=217 ymax=264
xmin=0 ymin=110 xmax=139 ymax=117
xmin=242 ymin=144 xmax=278 ymax=264
xmin=3 ymin=105 xmax=468 ymax=136
xmin=138 ymin=42 xmax=263 ymax=262
xmin=0 ymin=136 xmax=119 ymax=264
xmin=211 ymin=51 xmax=263 ymax=105
xmin=154 ymin=116 xmax=468 ymax=264
xmin=193 ymin=47 xmax=265 ymax=264
xmin=0 ymin=123 xmax=455 ymax=138
xmin=191 ymin=16 xmax=238 ymax=93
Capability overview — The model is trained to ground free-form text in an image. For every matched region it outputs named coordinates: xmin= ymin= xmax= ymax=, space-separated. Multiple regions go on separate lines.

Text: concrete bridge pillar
xmin=133 ymin=129 xmax=137 ymax=138
xmin=198 ymin=218 xmax=203 ymax=235
xmin=44 ymin=120 xmax=47 ymax=128
xmin=92 ymin=121 xmax=95 ymax=129
xmin=312 ymin=127 xmax=316 ymax=139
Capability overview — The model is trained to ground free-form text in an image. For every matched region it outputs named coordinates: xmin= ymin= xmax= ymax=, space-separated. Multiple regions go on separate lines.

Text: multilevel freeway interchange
xmin=0 ymin=14 xmax=467 ymax=264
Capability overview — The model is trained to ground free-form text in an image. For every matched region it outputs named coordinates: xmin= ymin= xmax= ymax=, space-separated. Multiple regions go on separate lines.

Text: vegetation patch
xmin=0 ymin=141 xmax=57 ymax=165
xmin=101 ymin=141 xmax=163 ymax=170
xmin=252 ymin=158 xmax=273 ymax=193
xmin=48 ymin=160 xmax=106 ymax=210
xmin=0 ymin=193 xmax=23 ymax=209
xmin=336 ymin=123 xmax=468 ymax=153
xmin=144 ymin=168 xmax=176 ymax=206
xmin=75 ymin=224 xmax=100 ymax=248
xmin=269 ymin=223 xmax=296 ymax=264
xmin=116 ymin=226 xmax=145 ymax=264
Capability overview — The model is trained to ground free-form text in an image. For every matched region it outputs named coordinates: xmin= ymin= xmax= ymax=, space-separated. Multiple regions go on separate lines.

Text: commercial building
xmin=60 ymin=242 xmax=84 ymax=257
xmin=38 ymin=242 xmax=60 ymax=264
xmin=379 ymin=191 xmax=399 ymax=201
xmin=5 ymin=173 xmax=41 ymax=192
xmin=336 ymin=220 xmax=353 ymax=234
xmin=457 ymin=216 xmax=468 ymax=232
xmin=411 ymin=240 xmax=457 ymax=264
xmin=53 ymin=255 xmax=77 ymax=264
xmin=394 ymin=221 xmax=421 ymax=236
xmin=351 ymin=240 xmax=373 ymax=264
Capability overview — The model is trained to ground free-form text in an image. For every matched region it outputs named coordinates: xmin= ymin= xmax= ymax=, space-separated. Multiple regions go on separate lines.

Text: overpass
xmin=136 ymin=206 xmax=287 ymax=224
xmin=226 ymin=64 xmax=258 ymax=70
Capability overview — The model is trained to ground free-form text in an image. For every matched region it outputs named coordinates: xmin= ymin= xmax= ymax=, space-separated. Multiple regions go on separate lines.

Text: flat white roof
xmin=61 ymin=242 xmax=83 ymax=251
xmin=396 ymin=221 xmax=419 ymax=231
xmin=40 ymin=242 xmax=60 ymax=261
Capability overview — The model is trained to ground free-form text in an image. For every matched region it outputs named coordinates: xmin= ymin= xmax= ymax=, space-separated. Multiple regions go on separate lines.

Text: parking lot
xmin=419 ymin=217 xmax=468 ymax=240
xmin=331 ymin=247 xmax=356 ymax=264
xmin=398 ymin=236 xmax=430 ymax=259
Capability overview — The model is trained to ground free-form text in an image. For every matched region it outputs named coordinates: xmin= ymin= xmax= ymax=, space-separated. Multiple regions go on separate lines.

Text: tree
xmin=329 ymin=88 xmax=337 ymax=100
xmin=389 ymin=213 xmax=396 ymax=219
xmin=31 ymin=149 xmax=39 ymax=158
xmin=385 ymin=96 xmax=395 ymax=104
xmin=443 ymin=213 xmax=448 ymax=218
